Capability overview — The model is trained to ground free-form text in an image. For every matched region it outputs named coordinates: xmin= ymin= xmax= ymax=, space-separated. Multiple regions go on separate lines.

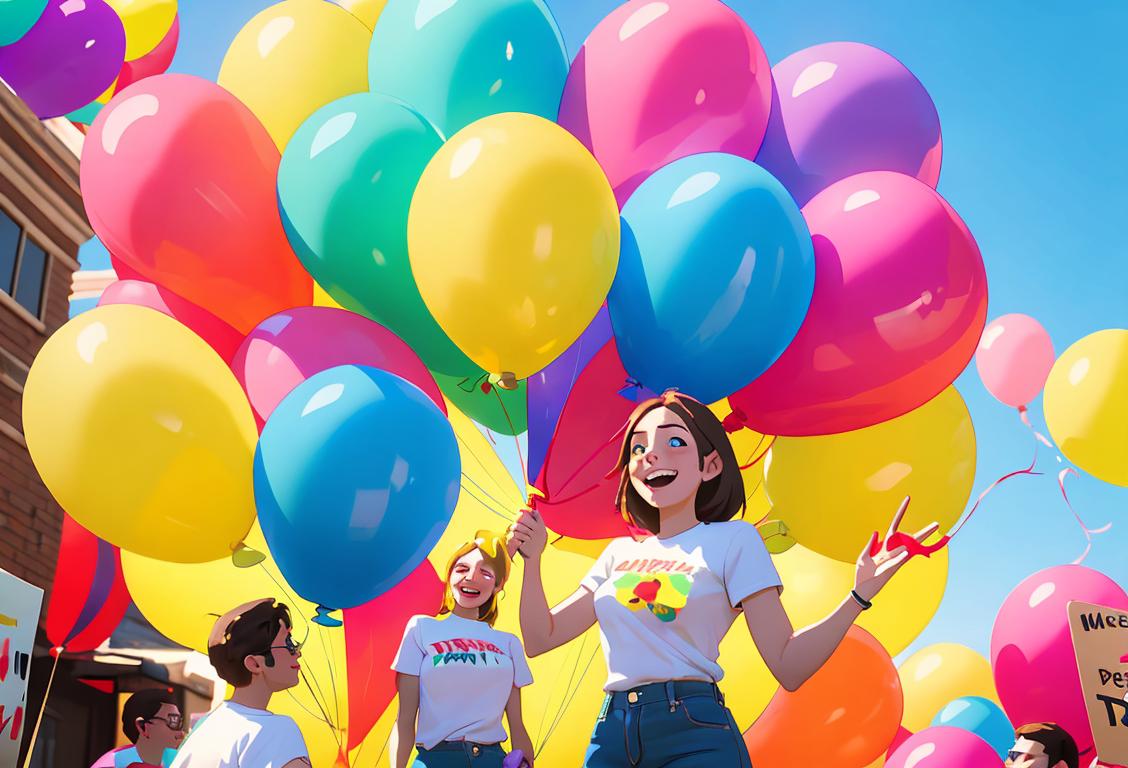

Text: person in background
xmin=89 ymin=688 xmax=184 ymax=768
xmin=1005 ymin=723 xmax=1080 ymax=768
xmin=391 ymin=531 xmax=534 ymax=768
xmin=169 ymin=599 xmax=310 ymax=768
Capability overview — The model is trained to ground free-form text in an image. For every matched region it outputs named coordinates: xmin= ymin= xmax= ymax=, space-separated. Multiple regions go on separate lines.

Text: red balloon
xmin=46 ymin=516 xmax=131 ymax=653
xmin=80 ymin=74 xmax=312 ymax=333
xmin=729 ymin=171 xmax=987 ymax=436
xmin=535 ymin=339 xmax=643 ymax=540
xmin=343 ymin=561 xmax=444 ymax=750
xmin=232 ymin=306 xmax=446 ymax=430
xmin=99 ymin=279 xmax=243 ymax=364
xmin=114 ymin=15 xmax=179 ymax=93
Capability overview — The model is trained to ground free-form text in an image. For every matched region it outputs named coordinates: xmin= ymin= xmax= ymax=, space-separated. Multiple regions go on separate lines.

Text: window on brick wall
xmin=0 ymin=205 xmax=49 ymax=319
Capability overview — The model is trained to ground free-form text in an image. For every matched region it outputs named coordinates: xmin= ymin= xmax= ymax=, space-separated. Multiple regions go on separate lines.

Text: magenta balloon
xmin=0 ymin=0 xmax=125 ymax=118
xmin=756 ymin=41 xmax=942 ymax=207
xmin=975 ymin=314 xmax=1055 ymax=408
xmin=728 ymin=171 xmax=987 ymax=437
xmin=886 ymin=727 xmax=1003 ymax=768
xmin=232 ymin=306 xmax=446 ymax=430
xmin=991 ymin=565 xmax=1128 ymax=757
xmin=558 ymin=0 xmax=772 ymax=207
xmin=98 ymin=279 xmax=244 ymax=364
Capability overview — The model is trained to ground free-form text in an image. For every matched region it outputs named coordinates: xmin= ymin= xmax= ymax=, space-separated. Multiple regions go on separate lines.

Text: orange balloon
xmin=743 ymin=627 xmax=903 ymax=768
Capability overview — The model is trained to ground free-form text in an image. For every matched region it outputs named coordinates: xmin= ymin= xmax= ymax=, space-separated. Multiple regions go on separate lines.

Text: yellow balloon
xmin=765 ymin=386 xmax=976 ymax=562
xmin=898 ymin=643 xmax=999 ymax=732
xmin=107 ymin=0 xmax=177 ymax=60
xmin=123 ymin=524 xmax=351 ymax=764
xmin=1044 ymin=329 xmax=1128 ymax=486
xmin=335 ymin=0 xmax=386 ymax=30
xmin=313 ymin=281 xmax=346 ymax=309
xmin=23 ymin=305 xmax=257 ymax=562
xmin=218 ymin=0 xmax=371 ymax=149
xmin=409 ymin=112 xmax=620 ymax=380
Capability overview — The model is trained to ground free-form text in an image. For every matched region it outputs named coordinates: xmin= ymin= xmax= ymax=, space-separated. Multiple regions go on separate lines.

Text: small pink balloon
xmin=729 ymin=171 xmax=988 ymax=436
xmin=98 ymin=279 xmax=244 ymax=363
xmin=886 ymin=727 xmax=1003 ymax=768
xmin=975 ymin=313 xmax=1055 ymax=408
xmin=757 ymin=41 xmax=943 ymax=206
xmin=991 ymin=565 xmax=1128 ymax=757
xmin=558 ymin=0 xmax=772 ymax=207
xmin=232 ymin=306 xmax=445 ymax=430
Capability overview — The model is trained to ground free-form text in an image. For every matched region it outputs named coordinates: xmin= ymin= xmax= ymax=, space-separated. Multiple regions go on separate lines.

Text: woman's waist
xmin=603 ymin=679 xmax=726 ymax=707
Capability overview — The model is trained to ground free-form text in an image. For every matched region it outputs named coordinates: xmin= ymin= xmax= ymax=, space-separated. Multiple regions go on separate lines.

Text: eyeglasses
xmin=270 ymin=633 xmax=303 ymax=656
xmin=1005 ymin=752 xmax=1044 ymax=765
xmin=147 ymin=713 xmax=183 ymax=730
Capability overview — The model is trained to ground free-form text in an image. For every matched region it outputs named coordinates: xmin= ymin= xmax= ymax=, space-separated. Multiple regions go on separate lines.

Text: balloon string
xmin=455 ymin=431 xmax=523 ymax=509
xmin=1059 ymin=468 xmax=1113 ymax=565
xmin=490 ymin=387 xmax=528 ymax=491
xmin=21 ymin=648 xmax=62 ymax=768
xmin=461 ymin=474 xmax=517 ymax=522
xmin=541 ymin=419 xmax=629 ymax=504
xmin=323 ymin=625 xmax=344 ymax=742
xmin=532 ymin=632 xmax=577 ymax=752
xmin=738 ymin=434 xmax=775 ymax=471
xmin=537 ymin=643 xmax=601 ymax=758
xmin=946 ymin=445 xmax=1043 ymax=542
xmin=1018 ymin=405 xmax=1054 ymax=448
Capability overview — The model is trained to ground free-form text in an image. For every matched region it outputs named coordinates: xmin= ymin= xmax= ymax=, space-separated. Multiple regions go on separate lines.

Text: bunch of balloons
xmin=0 ymin=0 xmax=180 ymax=124
xmin=13 ymin=0 xmax=1017 ymax=764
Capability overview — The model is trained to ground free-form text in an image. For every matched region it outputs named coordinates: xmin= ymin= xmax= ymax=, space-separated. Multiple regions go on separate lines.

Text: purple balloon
xmin=527 ymin=306 xmax=612 ymax=485
xmin=0 ymin=0 xmax=125 ymax=118
xmin=756 ymin=41 xmax=942 ymax=206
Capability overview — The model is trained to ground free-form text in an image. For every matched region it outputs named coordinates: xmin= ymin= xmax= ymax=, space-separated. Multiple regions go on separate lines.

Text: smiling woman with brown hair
xmin=391 ymin=532 xmax=535 ymax=768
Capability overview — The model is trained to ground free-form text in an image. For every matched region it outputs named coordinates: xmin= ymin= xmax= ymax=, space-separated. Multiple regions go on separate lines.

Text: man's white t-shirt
xmin=393 ymin=613 xmax=533 ymax=749
xmin=168 ymin=702 xmax=308 ymax=768
xmin=581 ymin=520 xmax=782 ymax=691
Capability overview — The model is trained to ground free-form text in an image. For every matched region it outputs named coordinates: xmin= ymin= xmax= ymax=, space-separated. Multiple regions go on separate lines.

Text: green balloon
xmin=66 ymin=99 xmax=103 ymax=126
xmin=279 ymin=91 xmax=473 ymax=377
xmin=435 ymin=372 xmax=527 ymax=437
xmin=0 ymin=0 xmax=47 ymax=47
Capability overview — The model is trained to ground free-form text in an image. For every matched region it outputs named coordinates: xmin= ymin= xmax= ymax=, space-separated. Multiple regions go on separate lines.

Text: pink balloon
xmin=728 ymin=171 xmax=987 ymax=436
xmin=80 ymin=74 xmax=312 ymax=334
xmin=991 ymin=565 xmax=1128 ymax=757
xmin=886 ymin=727 xmax=1003 ymax=768
xmin=975 ymin=314 xmax=1055 ymax=408
xmin=98 ymin=279 xmax=243 ymax=363
xmin=232 ymin=306 xmax=446 ymax=429
xmin=757 ymin=41 xmax=943 ymax=206
xmin=558 ymin=0 xmax=772 ymax=207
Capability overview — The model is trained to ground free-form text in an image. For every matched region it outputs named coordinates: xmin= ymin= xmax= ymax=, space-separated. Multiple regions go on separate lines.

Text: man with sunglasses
xmin=1005 ymin=723 xmax=1079 ymax=768
xmin=170 ymin=599 xmax=311 ymax=768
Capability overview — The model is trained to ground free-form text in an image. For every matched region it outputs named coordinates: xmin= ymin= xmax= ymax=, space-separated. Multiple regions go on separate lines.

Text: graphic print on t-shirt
xmin=429 ymin=637 xmax=510 ymax=668
xmin=611 ymin=557 xmax=698 ymax=623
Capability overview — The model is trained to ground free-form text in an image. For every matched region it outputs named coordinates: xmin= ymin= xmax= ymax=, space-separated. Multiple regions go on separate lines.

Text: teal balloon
xmin=0 ymin=0 xmax=47 ymax=46
xmin=66 ymin=98 xmax=103 ymax=125
xmin=931 ymin=696 xmax=1014 ymax=758
xmin=368 ymin=0 xmax=568 ymax=138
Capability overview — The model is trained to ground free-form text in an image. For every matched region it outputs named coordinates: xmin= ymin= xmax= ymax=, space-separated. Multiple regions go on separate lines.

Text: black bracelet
xmin=850 ymin=589 xmax=873 ymax=610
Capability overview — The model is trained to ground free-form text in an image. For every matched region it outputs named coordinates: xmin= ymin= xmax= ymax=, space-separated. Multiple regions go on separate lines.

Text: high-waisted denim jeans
xmin=413 ymin=741 xmax=506 ymax=768
xmin=582 ymin=680 xmax=752 ymax=767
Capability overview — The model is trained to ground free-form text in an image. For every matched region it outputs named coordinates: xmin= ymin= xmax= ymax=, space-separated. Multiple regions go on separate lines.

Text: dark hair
xmin=122 ymin=688 xmax=177 ymax=742
xmin=1015 ymin=723 xmax=1079 ymax=768
xmin=612 ymin=391 xmax=745 ymax=534
xmin=207 ymin=599 xmax=293 ymax=688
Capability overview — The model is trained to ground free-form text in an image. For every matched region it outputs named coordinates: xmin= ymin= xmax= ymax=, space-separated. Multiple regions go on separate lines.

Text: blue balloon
xmin=254 ymin=365 xmax=460 ymax=611
xmin=931 ymin=696 xmax=1014 ymax=758
xmin=368 ymin=0 xmax=568 ymax=139
xmin=608 ymin=153 xmax=815 ymax=404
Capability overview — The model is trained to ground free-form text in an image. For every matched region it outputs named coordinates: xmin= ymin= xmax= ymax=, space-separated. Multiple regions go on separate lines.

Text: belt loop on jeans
xmin=664 ymin=681 xmax=677 ymax=712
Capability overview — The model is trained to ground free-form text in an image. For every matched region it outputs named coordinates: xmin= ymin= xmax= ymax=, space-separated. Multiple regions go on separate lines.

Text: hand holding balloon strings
xmin=508 ymin=508 xmax=548 ymax=561
xmin=855 ymin=497 xmax=941 ymax=603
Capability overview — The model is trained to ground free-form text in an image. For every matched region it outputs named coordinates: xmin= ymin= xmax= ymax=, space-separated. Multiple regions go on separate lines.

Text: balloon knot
xmin=312 ymin=606 xmax=342 ymax=627
xmin=232 ymin=544 xmax=266 ymax=569
xmin=618 ymin=378 xmax=657 ymax=403
xmin=722 ymin=408 xmax=747 ymax=433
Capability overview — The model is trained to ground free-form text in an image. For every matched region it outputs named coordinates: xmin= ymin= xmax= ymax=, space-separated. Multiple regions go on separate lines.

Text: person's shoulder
xmin=702 ymin=520 xmax=758 ymax=538
xmin=404 ymin=613 xmax=437 ymax=631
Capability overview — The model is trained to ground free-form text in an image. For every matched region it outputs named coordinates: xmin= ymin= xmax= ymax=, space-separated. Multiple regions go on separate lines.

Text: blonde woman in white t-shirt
xmin=509 ymin=390 xmax=938 ymax=767
xmin=391 ymin=531 xmax=535 ymax=768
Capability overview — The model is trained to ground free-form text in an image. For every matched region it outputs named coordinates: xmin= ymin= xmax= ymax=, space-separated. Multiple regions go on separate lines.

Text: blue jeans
xmin=582 ymin=681 xmax=752 ymax=767
xmin=413 ymin=741 xmax=506 ymax=768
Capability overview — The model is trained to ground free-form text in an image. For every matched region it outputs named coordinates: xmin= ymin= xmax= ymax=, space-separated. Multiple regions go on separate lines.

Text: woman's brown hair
xmin=612 ymin=391 xmax=745 ymax=534
xmin=438 ymin=531 xmax=512 ymax=626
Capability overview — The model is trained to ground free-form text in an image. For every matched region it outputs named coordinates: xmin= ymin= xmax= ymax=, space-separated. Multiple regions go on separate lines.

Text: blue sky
xmin=77 ymin=0 xmax=1128 ymax=659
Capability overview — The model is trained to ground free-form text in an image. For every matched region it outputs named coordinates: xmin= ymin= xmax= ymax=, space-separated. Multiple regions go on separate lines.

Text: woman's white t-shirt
xmin=168 ymin=702 xmax=308 ymax=767
xmin=393 ymin=613 xmax=533 ymax=749
xmin=581 ymin=520 xmax=781 ymax=691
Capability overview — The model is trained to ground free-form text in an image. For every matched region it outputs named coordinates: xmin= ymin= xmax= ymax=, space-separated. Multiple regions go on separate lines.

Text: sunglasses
xmin=148 ymin=713 xmax=183 ymax=730
xmin=270 ymin=633 xmax=304 ymax=656
xmin=1005 ymin=752 xmax=1043 ymax=764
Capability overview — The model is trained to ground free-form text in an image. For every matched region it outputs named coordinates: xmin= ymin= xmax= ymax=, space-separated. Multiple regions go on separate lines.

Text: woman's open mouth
xmin=458 ymin=586 xmax=481 ymax=597
xmin=644 ymin=469 xmax=678 ymax=488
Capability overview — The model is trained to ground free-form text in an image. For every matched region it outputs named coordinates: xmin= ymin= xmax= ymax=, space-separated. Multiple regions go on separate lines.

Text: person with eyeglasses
xmin=391 ymin=531 xmax=535 ymax=768
xmin=169 ymin=599 xmax=311 ymax=768
xmin=1005 ymin=722 xmax=1079 ymax=768
xmin=89 ymin=688 xmax=184 ymax=767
